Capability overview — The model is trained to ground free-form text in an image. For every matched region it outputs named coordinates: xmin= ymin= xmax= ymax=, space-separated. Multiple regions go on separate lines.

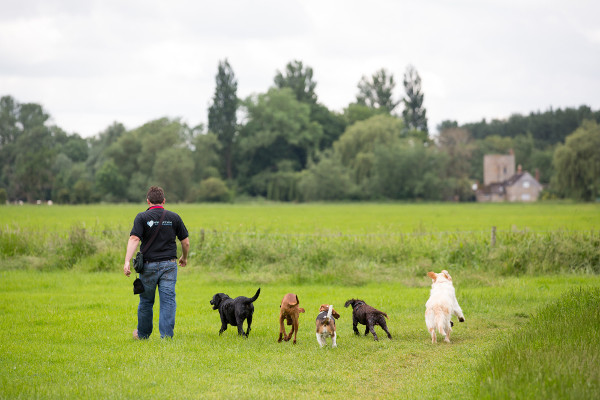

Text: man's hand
xmin=124 ymin=261 xmax=131 ymax=277
xmin=124 ymin=235 xmax=140 ymax=277
xmin=179 ymin=237 xmax=190 ymax=268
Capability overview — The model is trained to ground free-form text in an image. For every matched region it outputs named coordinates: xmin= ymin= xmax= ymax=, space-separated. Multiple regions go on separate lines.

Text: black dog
xmin=344 ymin=299 xmax=392 ymax=341
xmin=210 ymin=288 xmax=260 ymax=337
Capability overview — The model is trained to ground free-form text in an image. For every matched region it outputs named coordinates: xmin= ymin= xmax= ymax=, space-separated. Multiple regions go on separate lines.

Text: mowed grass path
xmin=1 ymin=270 xmax=599 ymax=399
xmin=2 ymin=202 xmax=598 ymax=234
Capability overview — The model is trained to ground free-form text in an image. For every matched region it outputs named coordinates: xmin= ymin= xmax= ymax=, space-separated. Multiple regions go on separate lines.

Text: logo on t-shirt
xmin=146 ymin=220 xmax=173 ymax=227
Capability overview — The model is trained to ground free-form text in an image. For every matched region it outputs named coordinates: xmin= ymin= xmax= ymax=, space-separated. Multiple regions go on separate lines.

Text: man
xmin=123 ymin=186 xmax=190 ymax=339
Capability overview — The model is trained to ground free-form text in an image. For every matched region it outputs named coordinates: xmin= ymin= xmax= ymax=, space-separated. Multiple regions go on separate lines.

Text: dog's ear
xmin=427 ymin=271 xmax=437 ymax=281
xmin=319 ymin=304 xmax=328 ymax=312
xmin=299 ymin=308 xmax=305 ymax=313
xmin=442 ymin=270 xmax=451 ymax=280
xmin=332 ymin=309 xmax=341 ymax=319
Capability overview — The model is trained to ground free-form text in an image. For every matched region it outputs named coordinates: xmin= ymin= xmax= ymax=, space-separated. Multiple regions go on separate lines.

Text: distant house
xmin=476 ymin=154 xmax=542 ymax=202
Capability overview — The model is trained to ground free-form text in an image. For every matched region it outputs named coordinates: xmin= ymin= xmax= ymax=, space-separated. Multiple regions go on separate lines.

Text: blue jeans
xmin=137 ymin=259 xmax=178 ymax=339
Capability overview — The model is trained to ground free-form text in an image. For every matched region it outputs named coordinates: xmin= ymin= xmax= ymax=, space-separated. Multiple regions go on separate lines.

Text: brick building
xmin=476 ymin=154 xmax=542 ymax=202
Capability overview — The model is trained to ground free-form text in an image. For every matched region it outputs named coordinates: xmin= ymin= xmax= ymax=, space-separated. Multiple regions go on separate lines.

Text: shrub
xmin=193 ymin=177 xmax=231 ymax=202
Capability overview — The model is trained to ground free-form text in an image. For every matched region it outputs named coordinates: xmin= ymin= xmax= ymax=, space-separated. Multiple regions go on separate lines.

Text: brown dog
xmin=278 ymin=293 xmax=305 ymax=344
xmin=315 ymin=304 xmax=340 ymax=348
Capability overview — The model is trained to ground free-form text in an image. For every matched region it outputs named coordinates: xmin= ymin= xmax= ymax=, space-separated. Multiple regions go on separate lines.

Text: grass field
xmin=1 ymin=271 xmax=598 ymax=399
xmin=1 ymin=202 xmax=599 ymax=398
xmin=1 ymin=201 xmax=599 ymax=233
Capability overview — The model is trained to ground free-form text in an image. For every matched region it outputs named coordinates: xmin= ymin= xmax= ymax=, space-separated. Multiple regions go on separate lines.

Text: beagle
xmin=315 ymin=304 xmax=340 ymax=348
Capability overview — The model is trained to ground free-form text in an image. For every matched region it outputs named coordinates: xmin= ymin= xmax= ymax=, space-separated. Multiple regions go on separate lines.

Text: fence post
xmin=491 ymin=226 xmax=496 ymax=247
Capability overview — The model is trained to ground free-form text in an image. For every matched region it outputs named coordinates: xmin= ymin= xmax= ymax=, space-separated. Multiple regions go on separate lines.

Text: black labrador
xmin=344 ymin=298 xmax=392 ymax=341
xmin=210 ymin=288 xmax=261 ymax=337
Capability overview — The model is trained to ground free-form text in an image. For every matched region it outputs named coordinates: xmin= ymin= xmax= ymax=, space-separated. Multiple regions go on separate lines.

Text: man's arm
xmin=123 ymin=235 xmax=141 ymax=277
xmin=179 ymin=237 xmax=190 ymax=267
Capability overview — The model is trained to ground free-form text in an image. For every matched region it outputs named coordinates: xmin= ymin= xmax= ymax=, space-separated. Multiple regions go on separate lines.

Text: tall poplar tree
xmin=402 ymin=65 xmax=428 ymax=133
xmin=208 ymin=59 xmax=238 ymax=180
xmin=356 ymin=68 xmax=399 ymax=113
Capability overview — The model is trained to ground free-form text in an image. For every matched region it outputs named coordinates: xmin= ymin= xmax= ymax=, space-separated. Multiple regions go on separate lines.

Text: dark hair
xmin=147 ymin=186 xmax=165 ymax=204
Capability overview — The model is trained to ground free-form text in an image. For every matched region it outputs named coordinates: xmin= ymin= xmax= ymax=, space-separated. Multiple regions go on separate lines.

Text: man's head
xmin=146 ymin=186 xmax=165 ymax=205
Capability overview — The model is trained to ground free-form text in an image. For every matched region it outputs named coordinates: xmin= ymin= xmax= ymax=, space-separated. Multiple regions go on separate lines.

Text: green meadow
xmin=1 ymin=202 xmax=599 ymax=399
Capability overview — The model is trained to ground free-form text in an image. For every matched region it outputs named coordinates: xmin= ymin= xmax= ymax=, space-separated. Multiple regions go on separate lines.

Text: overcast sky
xmin=1 ymin=0 xmax=599 ymax=138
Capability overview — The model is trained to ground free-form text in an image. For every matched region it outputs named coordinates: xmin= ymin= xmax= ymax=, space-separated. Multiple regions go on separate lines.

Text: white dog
xmin=425 ymin=270 xmax=465 ymax=343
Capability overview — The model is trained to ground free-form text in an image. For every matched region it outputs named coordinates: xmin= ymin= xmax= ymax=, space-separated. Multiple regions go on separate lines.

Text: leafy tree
xmin=208 ymin=59 xmax=238 ymax=180
xmin=553 ymin=120 xmax=600 ymax=201
xmin=192 ymin=132 xmax=222 ymax=181
xmin=71 ymin=179 xmax=93 ymax=204
xmin=95 ymin=160 xmax=127 ymax=201
xmin=356 ymin=69 xmax=399 ymax=113
xmin=530 ymin=148 xmax=554 ymax=184
xmin=402 ymin=65 xmax=428 ymax=133
xmin=153 ymin=147 xmax=195 ymax=202
xmin=356 ymin=69 xmax=397 ymax=112
xmin=237 ymin=88 xmax=322 ymax=195
xmin=437 ymin=128 xmax=476 ymax=200
xmin=310 ymin=103 xmax=346 ymax=150
xmin=343 ymin=103 xmax=382 ymax=126
xmin=192 ymin=177 xmax=230 ymax=202
xmin=298 ymin=153 xmax=356 ymax=201
xmin=371 ymin=140 xmax=450 ymax=200
xmin=334 ymin=114 xmax=405 ymax=177
xmin=437 ymin=128 xmax=473 ymax=174
xmin=0 ymin=96 xmax=20 ymax=146
xmin=87 ymin=122 xmax=126 ymax=173
xmin=13 ymin=106 xmax=55 ymax=202
xmin=462 ymin=105 xmax=600 ymax=145
xmin=135 ymin=118 xmax=182 ymax=173
xmin=103 ymin=130 xmax=142 ymax=188
xmin=330 ymin=114 xmax=420 ymax=195
xmin=274 ymin=60 xmax=345 ymax=151
xmin=274 ymin=60 xmax=317 ymax=105
xmin=437 ymin=120 xmax=458 ymax=131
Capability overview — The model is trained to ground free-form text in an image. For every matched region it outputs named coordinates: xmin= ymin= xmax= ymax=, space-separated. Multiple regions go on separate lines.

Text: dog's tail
xmin=247 ymin=288 xmax=260 ymax=303
xmin=322 ymin=304 xmax=333 ymax=325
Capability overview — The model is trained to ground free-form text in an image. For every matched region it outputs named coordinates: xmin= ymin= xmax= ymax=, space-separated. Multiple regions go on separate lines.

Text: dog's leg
xmin=316 ymin=333 xmax=325 ymax=347
xmin=444 ymin=326 xmax=451 ymax=343
xmin=219 ymin=324 xmax=227 ymax=335
xmin=353 ymin=318 xmax=360 ymax=336
xmin=364 ymin=325 xmax=369 ymax=336
xmin=367 ymin=322 xmax=379 ymax=341
xmin=429 ymin=328 xmax=436 ymax=343
xmin=235 ymin=316 xmax=246 ymax=336
xmin=245 ymin=314 xmax=253 ymax=337
xmin=278 ymin=314 xmax=285 ymax=342
xmin=292 ymin=316 xmax=299 ymax=344
xmin=332 ymin=331 xmax=337 ymax=348
xmin=381 ymin=321 xmax=392 ymax=339
xmin=285 ymin=316 xmax=293 ymax=341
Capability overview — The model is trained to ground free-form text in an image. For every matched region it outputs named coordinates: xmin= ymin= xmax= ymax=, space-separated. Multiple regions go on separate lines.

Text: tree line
xmin=1 ymin=60 xmax=599 ymax=204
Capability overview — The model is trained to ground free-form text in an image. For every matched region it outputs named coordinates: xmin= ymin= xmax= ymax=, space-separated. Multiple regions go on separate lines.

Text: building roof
xmin=477 ymin=171 xmax=542 ymax=194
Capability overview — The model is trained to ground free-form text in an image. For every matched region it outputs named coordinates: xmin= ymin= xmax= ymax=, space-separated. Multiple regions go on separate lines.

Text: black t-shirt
xmin=130 ymin=206 xmax=189 ymax=262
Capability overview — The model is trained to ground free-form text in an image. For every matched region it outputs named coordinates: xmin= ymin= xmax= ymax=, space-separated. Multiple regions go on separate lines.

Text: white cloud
xmin=1 ymin=0 xmax=599 ymax=136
